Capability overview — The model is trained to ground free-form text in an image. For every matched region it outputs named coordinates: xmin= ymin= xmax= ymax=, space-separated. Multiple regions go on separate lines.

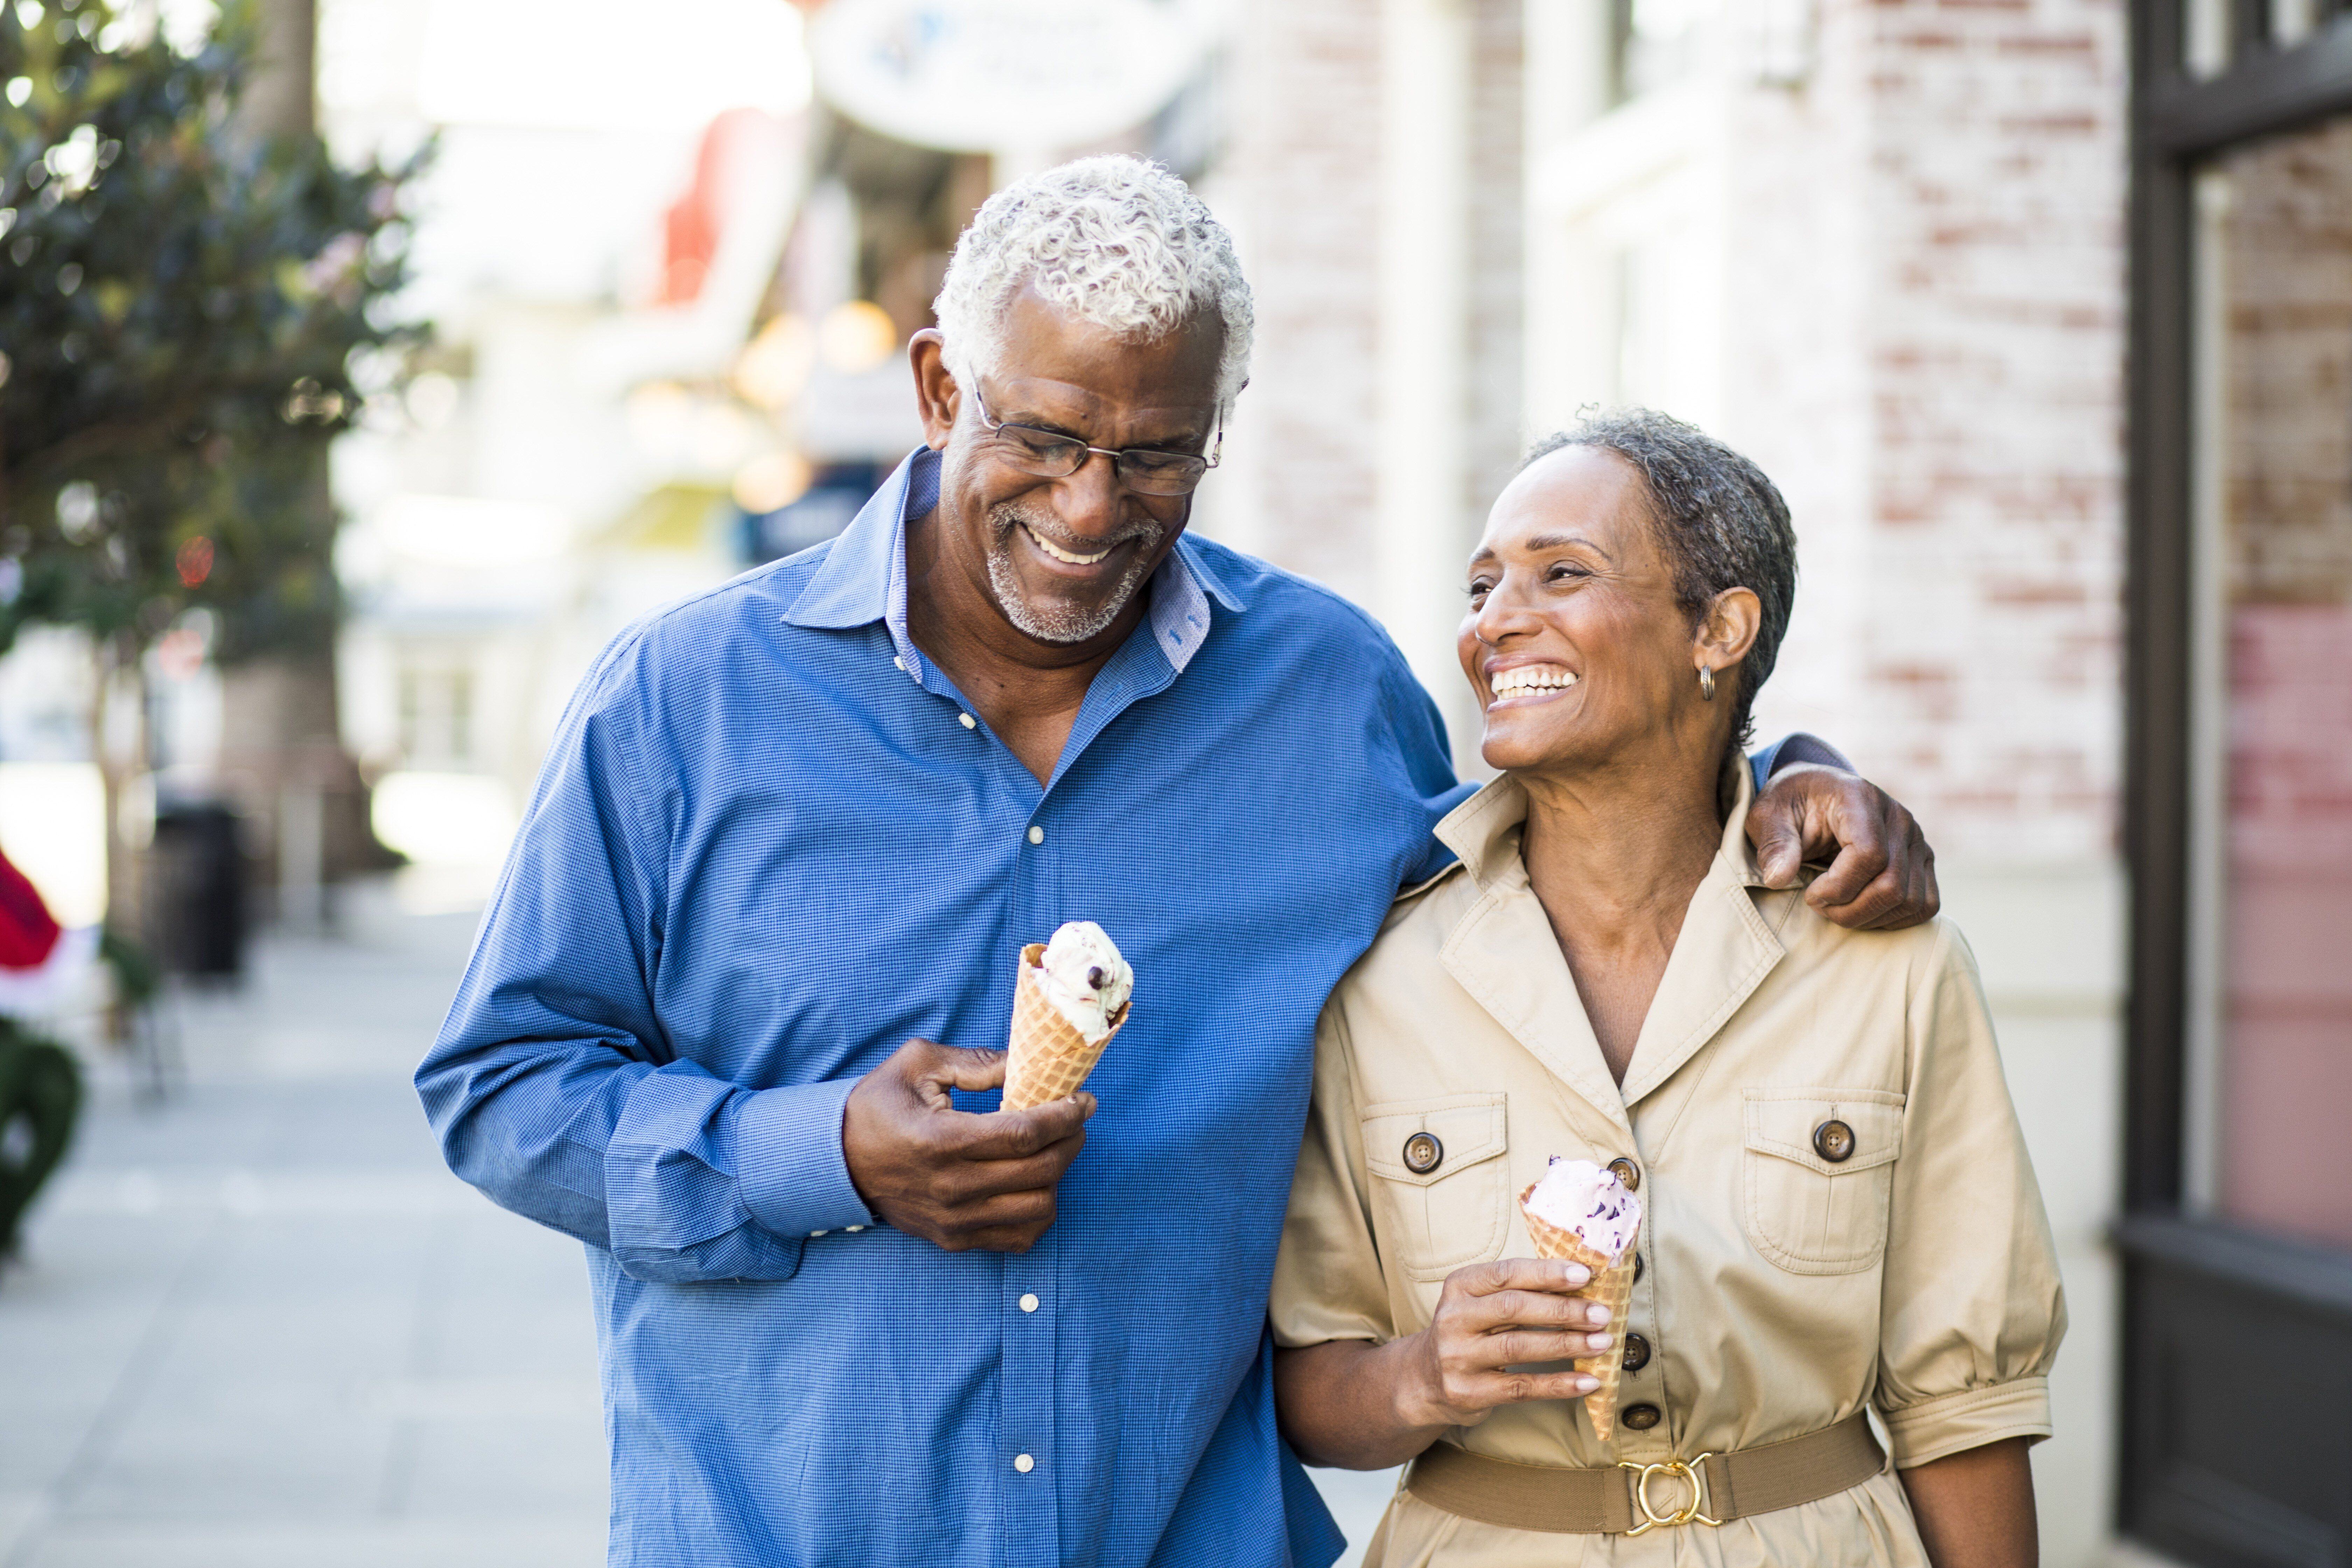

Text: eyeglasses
xmin=969 ymin=383 xmax=1223 ymax=497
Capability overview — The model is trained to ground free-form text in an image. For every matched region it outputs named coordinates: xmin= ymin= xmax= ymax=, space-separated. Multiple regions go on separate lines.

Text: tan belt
xmin=1402 ymin=1412 xmax=1885 ymax=1535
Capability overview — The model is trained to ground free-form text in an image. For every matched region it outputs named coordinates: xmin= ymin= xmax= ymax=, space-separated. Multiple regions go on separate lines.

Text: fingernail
xmin=1587 ymin=1304 xmax=1610 ymax=1325
xmin=1577 ymin=1375 xmax=1600 ymax=1393
xmin=1562 ymin=1265 xmax=1591 ymax=1286
xmin=1587 ymin=1333 xmax=1612 ymax=1352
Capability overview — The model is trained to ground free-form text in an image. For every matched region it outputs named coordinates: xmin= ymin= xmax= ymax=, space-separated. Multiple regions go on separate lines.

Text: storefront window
xmin=2188 ymin=113 xmax=2352 ymax=1249
xmin=1608 ymin=0 xmax=1712 ymax=104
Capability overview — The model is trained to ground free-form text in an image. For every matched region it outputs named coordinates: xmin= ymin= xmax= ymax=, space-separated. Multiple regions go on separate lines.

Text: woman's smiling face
xmin=1460 ymin=444 xmax=1718 ymax=777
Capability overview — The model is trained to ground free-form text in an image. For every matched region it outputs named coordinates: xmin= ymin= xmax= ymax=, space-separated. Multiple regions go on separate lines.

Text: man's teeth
xmin=1491 ymin=667 xmax=1578 ymax=698
xmin=1025 ymin=525 xmax=1113 ymax=566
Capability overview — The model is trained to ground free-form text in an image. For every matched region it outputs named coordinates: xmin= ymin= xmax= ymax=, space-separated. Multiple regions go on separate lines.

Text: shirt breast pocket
xmin=1359 ymin=1093 xmax=1510 ymax=1282
xmin=1740 ymin=1087 xmax=1905 ymax=1276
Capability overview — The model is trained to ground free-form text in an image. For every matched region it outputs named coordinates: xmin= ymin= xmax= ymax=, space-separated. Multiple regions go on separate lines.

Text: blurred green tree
xmin=0 ymin=0 xmax=424 ymax=930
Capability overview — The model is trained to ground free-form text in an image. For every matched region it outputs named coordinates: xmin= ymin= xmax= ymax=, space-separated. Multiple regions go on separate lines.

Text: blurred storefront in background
xmin=3 ymin=0 xmax=2347 ymax=1561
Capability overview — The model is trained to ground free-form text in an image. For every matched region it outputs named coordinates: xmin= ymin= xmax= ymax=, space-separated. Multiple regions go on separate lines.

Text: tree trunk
xmin=218 ymin=0 xmax=384 ymax=921
xmin=239 ymin=0 xmax=315 ymax=141
xmin=91 ymin=632 xmax=151 ymax=1039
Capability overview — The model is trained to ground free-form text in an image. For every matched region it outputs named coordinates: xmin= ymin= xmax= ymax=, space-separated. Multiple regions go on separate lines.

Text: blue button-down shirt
xmin=420 ymin=447 xmax=1840 ymax=1567
xmin=420 ymin=447 xmax=1467 ymax=1567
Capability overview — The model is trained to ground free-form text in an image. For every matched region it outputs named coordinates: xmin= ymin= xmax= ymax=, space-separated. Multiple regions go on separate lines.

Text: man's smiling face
xmin=925 ymin=286 xmax=1224 ymax=649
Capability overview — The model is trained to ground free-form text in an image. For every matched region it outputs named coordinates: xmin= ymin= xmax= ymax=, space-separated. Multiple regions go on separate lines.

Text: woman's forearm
xmin=1897 ymin=1438 xmax=2037 ymax=1568
xmin=1273 ymin=1338 xmax=1452 ymax=1470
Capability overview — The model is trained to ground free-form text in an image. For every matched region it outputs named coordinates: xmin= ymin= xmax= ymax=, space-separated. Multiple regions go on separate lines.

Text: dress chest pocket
xmin=1740 ymin=1087 xmax=1905 ymax=1275
xmin=1359 ymin=1093 xmax=1510 ymax=1282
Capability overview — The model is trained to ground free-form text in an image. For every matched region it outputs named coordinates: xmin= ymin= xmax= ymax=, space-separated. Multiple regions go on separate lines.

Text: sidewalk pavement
xmin=0 ymin=879 xmax=1396 ymax=1568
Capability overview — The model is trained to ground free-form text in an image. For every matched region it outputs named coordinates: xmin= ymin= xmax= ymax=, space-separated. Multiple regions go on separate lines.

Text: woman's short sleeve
xmin=1874 ymin=922 xmax=2069 ymax=1467
xmin=1269 ymin=999 xmax=1396 ymax=1349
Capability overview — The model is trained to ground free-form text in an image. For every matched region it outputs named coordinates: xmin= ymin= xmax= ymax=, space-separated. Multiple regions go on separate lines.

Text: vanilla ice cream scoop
xmin=1524 ymin=1156 xmax=1643 ymax=1263
xmin=1031 ymin=920 xmax=1132 ymax=1045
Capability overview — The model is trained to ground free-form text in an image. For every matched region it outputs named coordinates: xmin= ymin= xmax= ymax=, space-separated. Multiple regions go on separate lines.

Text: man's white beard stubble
xmin=986 ymin=499 xmax=1165 ymax=645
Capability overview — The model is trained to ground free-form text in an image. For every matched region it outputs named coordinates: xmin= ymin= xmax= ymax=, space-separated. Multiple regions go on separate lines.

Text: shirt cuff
xmin=1757 ymin=731 xmax=1855 ymax=778
xmin=1879 ymin=1377 xmax=2053 ymax=1469
xmin=736 ymin=1078 xmax=877 ymax=1240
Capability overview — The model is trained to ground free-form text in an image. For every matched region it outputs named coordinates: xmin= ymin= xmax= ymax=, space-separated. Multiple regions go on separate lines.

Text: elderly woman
xmin=1269 ymin=412 xmax=2064 ymax=1567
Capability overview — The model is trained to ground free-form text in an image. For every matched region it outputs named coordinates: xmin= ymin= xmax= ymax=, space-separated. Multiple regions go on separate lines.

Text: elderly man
xmin=418 ymin=158 xmax=1937 ymax=1567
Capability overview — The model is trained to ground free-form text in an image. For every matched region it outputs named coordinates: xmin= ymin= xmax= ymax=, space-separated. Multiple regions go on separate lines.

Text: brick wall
xmin=1738 ymin=0 xmax=2129 ymax=864
xmin=1213 ymin=0 xmax=1385 ymax=607
xmin=1217 ymin=0 xmax=2126 ymax=862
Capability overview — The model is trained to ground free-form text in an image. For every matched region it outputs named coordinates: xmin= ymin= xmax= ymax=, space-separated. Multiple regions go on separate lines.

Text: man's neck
xmin=902 ymin=505 xmax=1149 ymax=785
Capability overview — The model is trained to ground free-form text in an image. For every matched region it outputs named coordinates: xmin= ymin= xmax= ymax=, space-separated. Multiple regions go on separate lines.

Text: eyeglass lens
xmin=992 ymin=426 xmax=1208 ymax=496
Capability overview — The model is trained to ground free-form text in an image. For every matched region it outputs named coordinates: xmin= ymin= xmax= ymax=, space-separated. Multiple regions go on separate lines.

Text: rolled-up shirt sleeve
xmin=1873 ymin=922 xmax=2067 ymax=1466
xmin=416 ymin=635 xmax=872 ymax=1284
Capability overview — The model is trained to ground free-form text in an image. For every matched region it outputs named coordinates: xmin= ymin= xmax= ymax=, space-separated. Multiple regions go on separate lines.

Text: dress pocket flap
xmin=1362 ymin=1092 xmax=1509 ymax=1187
xmin=1742 ymin=1087 xmax=1905 ymax=1177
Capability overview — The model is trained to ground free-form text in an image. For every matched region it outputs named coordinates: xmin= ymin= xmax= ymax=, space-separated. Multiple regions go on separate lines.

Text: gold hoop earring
xmin=1698 ymin=666 xmax=1716 ymax=702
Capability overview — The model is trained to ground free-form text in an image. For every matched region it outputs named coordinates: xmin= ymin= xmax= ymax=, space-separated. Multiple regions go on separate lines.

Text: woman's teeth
xmin=1024 ymin=524 xmax=1113 ymax=566
xmin=1491 ymin=667 xmax=1578 ymax=699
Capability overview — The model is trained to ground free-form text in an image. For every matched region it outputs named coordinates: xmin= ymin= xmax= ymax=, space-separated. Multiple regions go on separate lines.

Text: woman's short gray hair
xmin=932 ymin=156 xmax=1253 ymax=411
xmin=1523 ymin=409 xmax=1798 ymax=750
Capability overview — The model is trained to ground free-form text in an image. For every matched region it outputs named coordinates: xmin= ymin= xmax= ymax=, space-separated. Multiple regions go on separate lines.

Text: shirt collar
xmin=784 ymin=446 xmax=1240 ymax=678
xmin=1434 ymin=751 xmax=1766 ymax=892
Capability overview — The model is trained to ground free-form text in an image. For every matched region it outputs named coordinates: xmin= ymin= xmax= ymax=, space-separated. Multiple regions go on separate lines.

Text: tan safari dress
xmin=1270 ymin=767 xmax=2066 ymax=1567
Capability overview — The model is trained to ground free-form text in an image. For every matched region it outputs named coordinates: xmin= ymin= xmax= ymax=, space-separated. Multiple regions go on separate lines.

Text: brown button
xmin=1813 ymin=1119 xmax=1856 ymax=1163
xmin=1621 ymin=1333 xmax=1651 ymax=1373
xmin=1606 ymin=1157 xmax=1640 ymax=1192
xmin=1402 ymin=1132 xmax=1443 ymax=1175
xmin=1620 ymin=1403 xmax=1662 ymax=1431
xmin=1633 ymin=1252 xmax=1645 ymax=1283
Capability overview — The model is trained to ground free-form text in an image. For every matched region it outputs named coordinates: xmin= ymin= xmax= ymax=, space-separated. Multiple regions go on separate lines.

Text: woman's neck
xmin=1516 ymin=744 xmax=1729 ymax=1084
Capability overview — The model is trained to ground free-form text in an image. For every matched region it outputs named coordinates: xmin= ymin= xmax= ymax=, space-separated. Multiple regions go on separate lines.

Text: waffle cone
xmin=1002 ymin=943 xmax=1129 ymax=1111
xmin=1519 ymin=1180 xmax=1640 ymax=1443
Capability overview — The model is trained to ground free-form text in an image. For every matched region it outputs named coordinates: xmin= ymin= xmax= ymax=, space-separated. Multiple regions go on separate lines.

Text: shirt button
xmin=1019 ymin=1293 xmax=1040 ymax=1312
xmin=893 ymin=656 xmax=905 ymax=671
xmin=1607 ymin=1157 xmax=1641 ymax=1192
xmin=959 ymin=712 xmax=976 ymax=729
xmin=1401 ymin=1132 xmax=1442 ymax=1174
xmin=1013 ymin=1453 xmax=1035 ymax=1473
xmin=1633 ymin=1252 xmax=1645 ymax=1283
xmin=808 ymin=1230 xmax=828 ymax=1238
xmin=1620 ymin=1403 xmax=1663 ymax=1432
xmin=1027 ymin=826 xmax=1044 ymax=845
xmin=1622 ymin=1332 xmax=1651 ymax=1372
xmin=1813 ymin=1119 xmax=1856 ymax=1163
xmin=844 ymin=1226 xmax=865 ymax=1233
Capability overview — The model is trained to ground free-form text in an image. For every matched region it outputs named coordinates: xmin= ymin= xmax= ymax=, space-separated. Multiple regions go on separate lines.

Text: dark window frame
xmin=2123 ymin=6 xmax=2352 ymax=1562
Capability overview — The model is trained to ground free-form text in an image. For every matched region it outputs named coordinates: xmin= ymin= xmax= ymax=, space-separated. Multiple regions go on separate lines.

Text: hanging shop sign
xmin=810 ymin=0 xmax=1207 ymax=155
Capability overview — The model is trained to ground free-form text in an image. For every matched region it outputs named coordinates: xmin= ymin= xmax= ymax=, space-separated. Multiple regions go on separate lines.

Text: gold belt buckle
xmin=1618 ymin=1455 xmax=1722 ymax=1535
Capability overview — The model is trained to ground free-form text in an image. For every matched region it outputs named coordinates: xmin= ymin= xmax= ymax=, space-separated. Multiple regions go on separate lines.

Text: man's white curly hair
xmin=932 ymin=156 xmax=1253 ymax=412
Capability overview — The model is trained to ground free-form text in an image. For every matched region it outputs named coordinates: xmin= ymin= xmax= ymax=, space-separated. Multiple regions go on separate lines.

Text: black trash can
xmin=149 ymin=803 xmax=247 ymax=979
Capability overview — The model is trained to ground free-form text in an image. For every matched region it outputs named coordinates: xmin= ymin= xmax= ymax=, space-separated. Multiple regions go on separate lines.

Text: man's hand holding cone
xmin=841 ymin=922 xmax=1132 ymax=1252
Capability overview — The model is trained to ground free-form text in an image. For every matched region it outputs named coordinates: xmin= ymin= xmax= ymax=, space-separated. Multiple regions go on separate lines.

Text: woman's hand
xmin=1396 ymin=1258 xmax=1612 ymax=1429
xmin=1273 ymin=1258 xmax=1611 ymax=1471
xmin=1747 ymin=763 xmax=1941 ymax=930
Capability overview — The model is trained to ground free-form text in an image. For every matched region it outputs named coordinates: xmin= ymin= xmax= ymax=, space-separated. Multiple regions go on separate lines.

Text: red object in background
xmin=0 ymin=847 xmax=62 ymax=972
xmin=176 ymin=534 xmax=214 ymax=588
xmin=655 ymin=108 xmax=780 ymax=307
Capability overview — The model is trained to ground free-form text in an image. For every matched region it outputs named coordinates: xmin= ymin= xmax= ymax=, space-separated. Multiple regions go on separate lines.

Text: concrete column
xmin=1377 ymin=0 xmax=1475 ymax=739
